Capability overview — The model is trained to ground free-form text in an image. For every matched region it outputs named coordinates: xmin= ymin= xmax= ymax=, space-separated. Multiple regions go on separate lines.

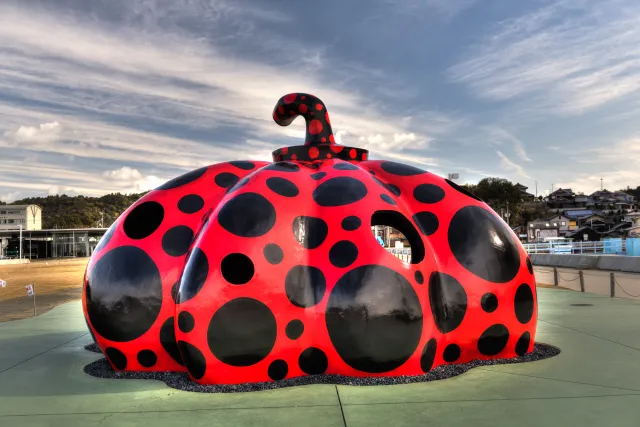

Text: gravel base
xmin=84 ymin=343 xmax=102 ymax=354
xmin=83 ymin=342 xmax=560 ymax=393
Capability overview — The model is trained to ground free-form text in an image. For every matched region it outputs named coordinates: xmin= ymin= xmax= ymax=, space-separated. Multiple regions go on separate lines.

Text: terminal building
xmin=0 ymin=204 xmax=107 ymax=260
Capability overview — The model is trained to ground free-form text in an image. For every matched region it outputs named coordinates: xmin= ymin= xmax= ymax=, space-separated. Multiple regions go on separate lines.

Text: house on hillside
xmin=545 ymin=188 xmax=576 ymax=209
xmin=526 ymin=214 xmax=571 ymax=242
xmin=565 ymin=226 xmax=601 ymax=242
xmin=514 ymin=183 xmax=535 ymax=201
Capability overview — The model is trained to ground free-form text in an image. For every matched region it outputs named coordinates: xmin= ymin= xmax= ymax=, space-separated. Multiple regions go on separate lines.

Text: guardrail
xmin=522 ymin=240 xmax=626 ymax=255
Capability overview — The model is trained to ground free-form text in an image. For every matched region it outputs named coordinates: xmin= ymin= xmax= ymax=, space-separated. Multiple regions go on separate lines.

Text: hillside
xmin=1 ymin=193 xmax=148 ymax=229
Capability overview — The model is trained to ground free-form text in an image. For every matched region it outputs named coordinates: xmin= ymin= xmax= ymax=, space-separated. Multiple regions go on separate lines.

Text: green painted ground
xmin=1 ymin=288 xmax=640 ymax=426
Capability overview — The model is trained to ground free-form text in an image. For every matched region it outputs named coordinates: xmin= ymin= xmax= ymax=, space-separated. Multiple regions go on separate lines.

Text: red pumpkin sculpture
xmin=83 ymin=93 xmax=537 ymax=385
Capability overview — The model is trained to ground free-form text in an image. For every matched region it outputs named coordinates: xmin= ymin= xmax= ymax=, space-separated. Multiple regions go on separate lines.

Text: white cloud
xmin=448 ymin=0 xmax=640 ymax=117
xmin=0 ymin=191 xmax=21 ymax=202
xmin=4 ymin=121 xmax=62 ymax=144
xmin=497 ymin=150 xmax=530 ymax=179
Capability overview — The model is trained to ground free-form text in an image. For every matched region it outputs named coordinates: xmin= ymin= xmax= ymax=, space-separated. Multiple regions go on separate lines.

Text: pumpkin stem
xmin=273 ymin=93 xmax=335 ymax=146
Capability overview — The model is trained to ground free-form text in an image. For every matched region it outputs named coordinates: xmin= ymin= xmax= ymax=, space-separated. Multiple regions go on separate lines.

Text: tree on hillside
xmin=461 ymin=178 xmax=525 ymax=225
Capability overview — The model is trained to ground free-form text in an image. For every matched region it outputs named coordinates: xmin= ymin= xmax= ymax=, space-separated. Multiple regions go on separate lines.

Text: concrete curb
xmin=530 ymin=254 xmax=640 ymax=274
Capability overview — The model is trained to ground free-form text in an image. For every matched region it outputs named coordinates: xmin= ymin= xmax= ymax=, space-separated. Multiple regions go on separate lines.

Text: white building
xmin=0 ymin=204 xmax=43 ymax=231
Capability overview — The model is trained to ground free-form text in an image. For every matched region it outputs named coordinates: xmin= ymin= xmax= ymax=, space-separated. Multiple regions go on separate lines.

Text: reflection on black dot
xmin=478 ymin=324 xmax=509 ymax=356
xmin=218 ymin=193 xmax=277 ymax=237
xmin=266 ymin=177 xmax=299 ymax=197
xmin=313 ymin=177 xmax=368 ymax=207
xmin=162 ymin=226 xmax=194 ymax=257
xmin=94 ymin=221 xmax=117 ymax=253
xmin=178 ymin=194 xmax=205 ymax=214
xmin=334 ymin=162 xmax=359 ymax=171
xmin=374 ymin=177 xmax=401 ymax=196
xmin=515 ymin=284 xmax=535 ymax=324
xmin=123 ymin=201 xmax=164 ymax=240
xmin=171 ymin=281 xmax=179 ymax=303
xmin=420 ymin=338 xmax=437 ymax=372
xmin=86 ymin=246 xmax=162 ymax=342
xmin=178 ymin=311 xmax=195 ymax=333
xmin=215 ymin=172 xmax=240 ymax=188
xmin=264 ymin=243 xmax=284 ymax=264
xmin=227 ymin=176 xmax=250 ymax=194
xmin=329 ymin=241 xmax=358 ymax=268
xmin=177 ymin=341 xmax=207 ymax=379
xmin=285 ymin=265 xmax=326 ymax=308
xmin=341 ymin=216 xmax=361 ymax=231
xmin=445 ymin=179 xmax=482 ymax=201
xmin=443 ymin=344 xmax=460 ymax=362
xmin=160 ymin=317 xmax=184 ymax=366
xmin=207 ymin=298 xmax=277 ymax=366
xmin=178 ymin=248 xmax=209 ymax=303
xmin=268 ymin=359 xmax=288 ymax=381
xmin=286 ymin=320 xmax=304 ymax=340
xmin=413 ymin=211 xmax=439 ymax=236
xmin=380 ymin=161 xmax=426 ymax=176
xmin=298 ymin=347 xmax=328 ymax=375
xmin=310 ymin=172 xmax=326 ymax=180
xmin=380 ymin=194 xmax=396 ymax=205
xmin=515 ymin=332 xmax=531 ymax=356
xmin=413 ymin=184 xmax=445 ymax=204
xmin=415 ymin=271 xmax=424 ymax=284
xmin=229 ymin=161 xmax=256 ymax=170
xmin=157 ymin=167 xmax=208 ymax=190
xmin=137 ymin=350 xmax=157 ymax=368
xmin=481 ymin=293 xmax=498 ymax=313
xmin=429 ymin=272 xmax=467 ymax=334
xmin=526 ymin=258 xmax=534 ymax=275
xmin=221 ymin=253 xmax=255 ymax=285
xmin=105 ymin=347 xmax=127 ymax=370
xmin=326 ymin=265 xmax=422 ymax=373
xmin=448 ymin=206 xmax=520 ymax=283
xmin=264 ymin=162 xmax=300 ymax=172
xmin=292 ymin=216 xmax=328 ymax=249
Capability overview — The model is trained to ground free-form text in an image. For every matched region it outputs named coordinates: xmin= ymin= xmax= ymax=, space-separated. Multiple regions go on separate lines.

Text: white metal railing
xmin=387 ymin=248 xmax=411 ymax=263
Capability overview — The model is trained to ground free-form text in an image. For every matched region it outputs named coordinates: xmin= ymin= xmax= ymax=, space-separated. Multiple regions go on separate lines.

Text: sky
xmin=1 ymin=0 xmax=640 ymax=202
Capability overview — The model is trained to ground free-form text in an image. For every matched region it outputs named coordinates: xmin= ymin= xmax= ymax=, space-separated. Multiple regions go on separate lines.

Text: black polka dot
xmin=95 ymin=221 xmax=117 ymax=253
xmin=177 ymin=341 xmax=207 ymax=380
xmin=215 ymin=172 xmax=240 ymax=188
xmin=298 ymin=347 xmax=328 ymax=375
xmin=478 ymin=324 xmax=509 ymax=356
xmin=413 ymin=184 xmax=445 ymax=204
xmin=160 ymin=317 xmax=184 ymax=366
xmin=207 ymin=298 xmax=277 ymax=366
xmin=229 ymin=161 xmax=256 ymax=170
xmin=481 ymin=293 xmax=499 ymax=313
xmin=105 ymin=347 xmax=127 ymax=370
xmin=326 ymin=265 xmax=423 ymax=373
xmin=333 ymin=162 xmax=359 ymax=171
xmin=137 ymin=350 xmax=157 ymax=368
xmin=341 ymin=216 xmax=361 ymax=231
xmin=329 ymin=241 xmax=358 ymax=268
xmin=264 ymin=243 xmax=284 ymax=264
xmin=178 ymin=247 xmax=209 ymax=303
xmin=264 ymin=161 xmax=300 ymax=172
xmin=226 ymin=176 xmax=250 ymax=194
xmin=178 ymin=194 xmax=205 ymax=214
xmin=286 ymin=319 xmax=304 ymax=340
xmin=526 ymin=258 xmax=534 ymax=275
xmin=162 ymin=226 xmax=194 ymax=257
xmin=285 ymin=265 xmax=326 ymax=308
xmin=448 ymin=206 xmax=521 ymax=283
xmin=443 ymin=344 xmax=460 ymax=362
xmin=445 ymin=179 xmax=482 ymax=201
xmin=123 ymin=201 xmax=164 ymax=240
xmin=221 ymin=253 xmax=254 ymax=285
xmin=420 ymin=338 xmax=437 ymax=372
xmin=171 ymin=281 xmax=179 ymax=303
xmin=313 ymin=177 xmax=368 ymax=207
xmin=515 ymin=284 xmax=535 ymax=324
xmin=380 ymin=194 xmax=396 ymax=205
xmin=310 ymin=172 xmax=326 ymax=180
xmin=268 ymin=359 xmax=288 ymax=381
xmin=515 ymin=331 xmax=531 ymax=356
xmin=380 ymin=161 xmax=426 ymax=176
xmin=413 ymin=212 xmax=439 ymax=236
xmin=415 ymin=271 xmax=424 ymax=284
xmin=369 ymin=170 xmax=376 ymax=175
xmin=374 ymin=177 xmax=401 ymax=197
xmin=292 ymin=216 xmax=328 ymax=249
xmin=428 ymin=272 xmax=467 ymax=334
xmin=157 ymin=167 xmax=208 ymax=190
xmin=178 ymin=311 xmax=195 ymax=333
xmin=218 ymin=192 xmax=276 ymax=237
xmin=266 ymin=177 xmax=299 ymax=197
xmin=86 ymin=246 xmax=162 ymax=342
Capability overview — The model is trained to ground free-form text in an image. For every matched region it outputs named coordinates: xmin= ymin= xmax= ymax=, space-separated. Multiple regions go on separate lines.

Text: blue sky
xmin=1 ymin=0 xmax=639 ymax=201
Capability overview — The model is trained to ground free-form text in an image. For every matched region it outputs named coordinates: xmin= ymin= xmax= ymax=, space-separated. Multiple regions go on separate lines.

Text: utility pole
xmin=600 ymin=178 xmax=603 ymax=190
xmin=100 ymin=211 xmax=104 ymax=228
xmin=551 ymin=184 xmax=554 ymax=193
xmin=534 ymin=180 xmax=538 ymax=198
xmin=19 ymin=224 xmax=22 ymax=261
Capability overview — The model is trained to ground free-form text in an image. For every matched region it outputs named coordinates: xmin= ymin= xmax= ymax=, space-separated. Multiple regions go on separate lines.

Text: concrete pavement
xmin=2 ymin=287 xmax=640 ymax=426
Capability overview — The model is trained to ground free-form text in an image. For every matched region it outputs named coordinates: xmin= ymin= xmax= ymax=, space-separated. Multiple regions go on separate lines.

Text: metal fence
xmin=388 ymin=248 xmax=411 ymax=263
xmin=522 ymin=240 xmax=627 ymax=255
xmin=533 ymin=266 xmax=640 ymax=301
